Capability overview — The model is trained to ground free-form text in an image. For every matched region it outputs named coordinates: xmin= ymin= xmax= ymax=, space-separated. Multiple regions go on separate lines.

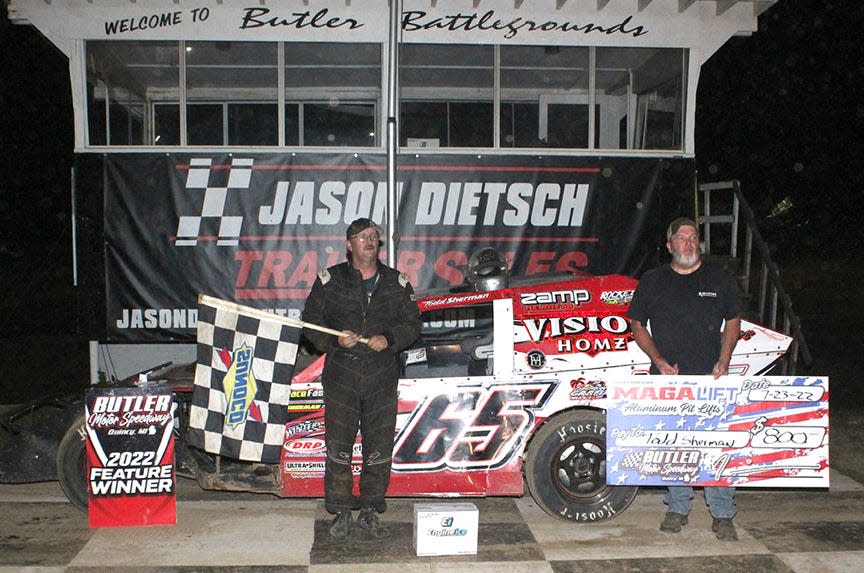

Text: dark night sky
xmin=1 ymin=0 xmax=862 ymax=329
xmin=695 ymin=0 xmax=864 ymax=250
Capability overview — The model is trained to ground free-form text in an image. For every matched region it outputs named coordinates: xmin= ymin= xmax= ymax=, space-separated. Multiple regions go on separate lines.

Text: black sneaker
xmin=712 ymin=517 xmax=738 ymax=541
xmin=659 ymin=512 xmax=688 ymax=533
xmin=329 ymin=511 xmax=353 ymax=538
xmin=357 ymin=508 xmax=389 ymax=539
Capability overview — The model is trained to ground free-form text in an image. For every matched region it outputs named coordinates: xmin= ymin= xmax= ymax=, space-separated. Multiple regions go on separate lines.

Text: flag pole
xmin=198 ymin=294 xmax=370 ymax=344
xmin=385 ymin=0 xmax=401 ymax=268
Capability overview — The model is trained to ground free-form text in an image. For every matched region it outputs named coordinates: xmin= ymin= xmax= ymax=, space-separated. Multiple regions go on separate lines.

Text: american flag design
xmin=606 ymin=375 xmax=829 ymax=488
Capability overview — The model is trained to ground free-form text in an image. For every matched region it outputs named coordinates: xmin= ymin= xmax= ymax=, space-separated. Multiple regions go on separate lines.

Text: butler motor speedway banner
xmin=606 ymin=376 xmax=830 ymax=488
xmin=90 ymin=153 xmax=693 ymax=342
xmin=85 ymin=388 xmax=176 ymax=527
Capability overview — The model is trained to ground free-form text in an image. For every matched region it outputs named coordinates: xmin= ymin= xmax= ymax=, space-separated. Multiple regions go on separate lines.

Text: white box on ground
xmin=413 ymin=502 xmax=479 ymax=556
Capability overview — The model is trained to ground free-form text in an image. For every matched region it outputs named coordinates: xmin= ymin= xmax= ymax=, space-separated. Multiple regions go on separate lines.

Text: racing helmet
xmin=466 ymin=247 xmax=509 ymax=291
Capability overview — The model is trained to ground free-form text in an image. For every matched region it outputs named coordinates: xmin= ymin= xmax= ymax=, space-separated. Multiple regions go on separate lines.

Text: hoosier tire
xmin=525 ymin=409 xmax=637 ymax=522
xmin=57 ymin=413 xmax=88 ymax=511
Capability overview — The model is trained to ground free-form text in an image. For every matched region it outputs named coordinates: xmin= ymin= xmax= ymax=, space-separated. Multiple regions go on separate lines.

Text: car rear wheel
xmin=524 ymin=409 xmax=638 ymax=522
xmin=57 ymin=413 xmax=88 ymax=511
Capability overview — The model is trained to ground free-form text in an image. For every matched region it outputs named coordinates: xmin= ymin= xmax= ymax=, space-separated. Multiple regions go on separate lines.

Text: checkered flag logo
xmin=175 ymin=157 xmax=253 ymax=247
xmin=188 ymin=295 xmax=300 ymax=463
xmin=620 ymin=451 xmax=644 ymax=470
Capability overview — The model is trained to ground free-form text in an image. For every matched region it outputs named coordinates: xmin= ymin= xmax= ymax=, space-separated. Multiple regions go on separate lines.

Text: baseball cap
xmin=666 ymin=217 xmax=699 ymax=240
xmin=346 ymin=217 xmax=382 ymax=240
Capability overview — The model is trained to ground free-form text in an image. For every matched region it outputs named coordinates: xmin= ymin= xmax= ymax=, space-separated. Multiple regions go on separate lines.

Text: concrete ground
xmin=1 ymin=468 xmax=862 ymax=573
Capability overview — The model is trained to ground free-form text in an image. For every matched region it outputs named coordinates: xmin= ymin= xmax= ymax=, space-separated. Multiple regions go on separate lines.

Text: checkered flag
xmin=188 ymin=295 xmax=300 ymax=463
xmin=175 ymin=157 xmax=252 ymax=247
xmin=619 ymin=451 xmax=644 ymax=470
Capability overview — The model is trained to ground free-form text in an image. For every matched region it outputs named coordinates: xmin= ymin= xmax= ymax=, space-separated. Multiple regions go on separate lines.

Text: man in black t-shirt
xmin=627 ymin=217 xmax=741 ymax=541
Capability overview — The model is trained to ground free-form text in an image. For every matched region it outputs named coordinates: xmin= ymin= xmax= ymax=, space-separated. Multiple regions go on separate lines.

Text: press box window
xmin=400 ymin=44 xmax=494 ymax=148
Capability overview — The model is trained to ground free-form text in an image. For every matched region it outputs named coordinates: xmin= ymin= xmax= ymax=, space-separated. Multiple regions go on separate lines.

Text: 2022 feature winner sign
xmin=606 ymin=376 xmax=829 ymax=488
xmin=85 ymin=388 xmax=176 ymax=527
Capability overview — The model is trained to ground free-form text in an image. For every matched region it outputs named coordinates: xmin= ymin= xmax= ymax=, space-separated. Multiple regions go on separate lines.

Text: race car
xmin=51 ymin=262 xmax=792 ymax=522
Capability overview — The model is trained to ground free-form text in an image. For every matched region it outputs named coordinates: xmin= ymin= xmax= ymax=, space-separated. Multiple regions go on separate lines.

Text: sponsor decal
xmin=569 ymin=377 xmax=606 ymax=401
xmin=522 ymin=315 xmax=629 ymax=341
xmin=520 ymin=288 xmax=590 ymax=307
xmin=526 ymin=350 xmax=546 ymax=369
xmin=518 ymin=316 xmax=632 ymax=358
xmin=421 ymin=293 xmax=492 ymax=309
xmin=284 ymin=419 xmax=324 ymax=439
xmin=283 ymin=438 xmax=327 ymax=456
xmin=287 ymin=402 xmax=324 ymax=412
xmin=289 ymin=388 xmax=324 ymax=399
xmin=599 ymin=289 xmax=634 ymax=305
xmin=618 ymin=449 xmax=703 ymax=481
xmin=519 ymin=315 xmax=631 ymax=356
xmin=424 ymin=515 xmax=468 ymax=537
xmin=428 ymin=527 xmax=468 ymax=537
xmin=283 ymin=461 xmax=326 ymax=474
xmin=221 ymin=343 xmax=258 ymax=429
xmin=611 ymin=385 xmax=737 ymax=402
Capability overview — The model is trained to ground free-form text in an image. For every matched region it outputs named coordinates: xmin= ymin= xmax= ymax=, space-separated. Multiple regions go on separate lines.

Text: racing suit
xmin=302 ymin=261 xmax=421 ymax=514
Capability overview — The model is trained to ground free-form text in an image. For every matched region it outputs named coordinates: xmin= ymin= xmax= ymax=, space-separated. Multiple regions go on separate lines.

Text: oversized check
xmin=605 ymin=376 xmax=829 ymax=488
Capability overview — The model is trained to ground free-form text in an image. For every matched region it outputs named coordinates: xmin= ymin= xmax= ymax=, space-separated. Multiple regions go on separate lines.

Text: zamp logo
xmin=175 ymin=157 xmax=253 ymax=247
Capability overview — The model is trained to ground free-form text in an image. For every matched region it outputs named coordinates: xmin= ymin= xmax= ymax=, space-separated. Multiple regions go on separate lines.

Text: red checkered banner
xmin=96 ymin=153 xmax=695 ymax=342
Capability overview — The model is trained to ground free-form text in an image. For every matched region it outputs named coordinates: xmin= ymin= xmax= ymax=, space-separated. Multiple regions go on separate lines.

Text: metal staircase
xmin=698 ymin=180 xmax=811 ymax=375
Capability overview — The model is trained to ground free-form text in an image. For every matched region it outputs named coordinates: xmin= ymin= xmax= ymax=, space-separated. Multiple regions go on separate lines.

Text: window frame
xmin=83 ymin=40 xmax=687 ymax=154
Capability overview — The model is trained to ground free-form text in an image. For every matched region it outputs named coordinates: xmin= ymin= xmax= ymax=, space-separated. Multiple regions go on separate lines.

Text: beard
xmin=672 ymin=249 xmax=701 ymax=270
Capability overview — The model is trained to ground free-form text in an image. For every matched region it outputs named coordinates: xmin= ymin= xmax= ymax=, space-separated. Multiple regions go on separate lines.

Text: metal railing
xmin=698 ymin=180 xmax=811 ymax=374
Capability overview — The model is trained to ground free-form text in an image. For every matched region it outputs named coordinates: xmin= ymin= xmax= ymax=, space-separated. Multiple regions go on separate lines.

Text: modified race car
xmin=51 ymin=264 xmax=792 ymax=522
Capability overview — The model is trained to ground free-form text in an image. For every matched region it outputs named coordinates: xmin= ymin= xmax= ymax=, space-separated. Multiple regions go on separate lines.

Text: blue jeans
xmin=665 ymin=486 xmax=736 ymax=519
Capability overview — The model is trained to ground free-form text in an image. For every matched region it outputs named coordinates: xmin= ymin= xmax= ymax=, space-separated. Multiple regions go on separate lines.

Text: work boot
xmin=357 ymin=508 xmax=389 ymax=539
xmin=712 ymin=517 xmax=738 ymax=541
xmin=659 ymin=512 xmax=688 ymax=533
xmin=329 ymin=511 xmax=353 ymax=538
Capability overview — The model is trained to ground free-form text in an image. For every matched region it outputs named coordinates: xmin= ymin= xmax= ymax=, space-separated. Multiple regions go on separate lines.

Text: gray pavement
xmin=1 ymin=470 xmax=863 ymax=572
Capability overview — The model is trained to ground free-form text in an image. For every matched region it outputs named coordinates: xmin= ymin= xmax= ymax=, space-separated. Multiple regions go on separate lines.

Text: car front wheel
xmin=524 ymin=409 xmax=638 ymax=522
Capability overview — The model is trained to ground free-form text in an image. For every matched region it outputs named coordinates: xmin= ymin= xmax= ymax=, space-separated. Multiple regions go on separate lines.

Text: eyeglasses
xmin=671 ymin=234 xmax=699 ymax=244
xmin=351 ymin=233 xmax=380 ymax=243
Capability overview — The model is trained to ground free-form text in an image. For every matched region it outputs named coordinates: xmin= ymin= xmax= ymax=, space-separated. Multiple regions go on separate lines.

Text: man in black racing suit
xmin=302 ymin=218 xmax=421 ymax=539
